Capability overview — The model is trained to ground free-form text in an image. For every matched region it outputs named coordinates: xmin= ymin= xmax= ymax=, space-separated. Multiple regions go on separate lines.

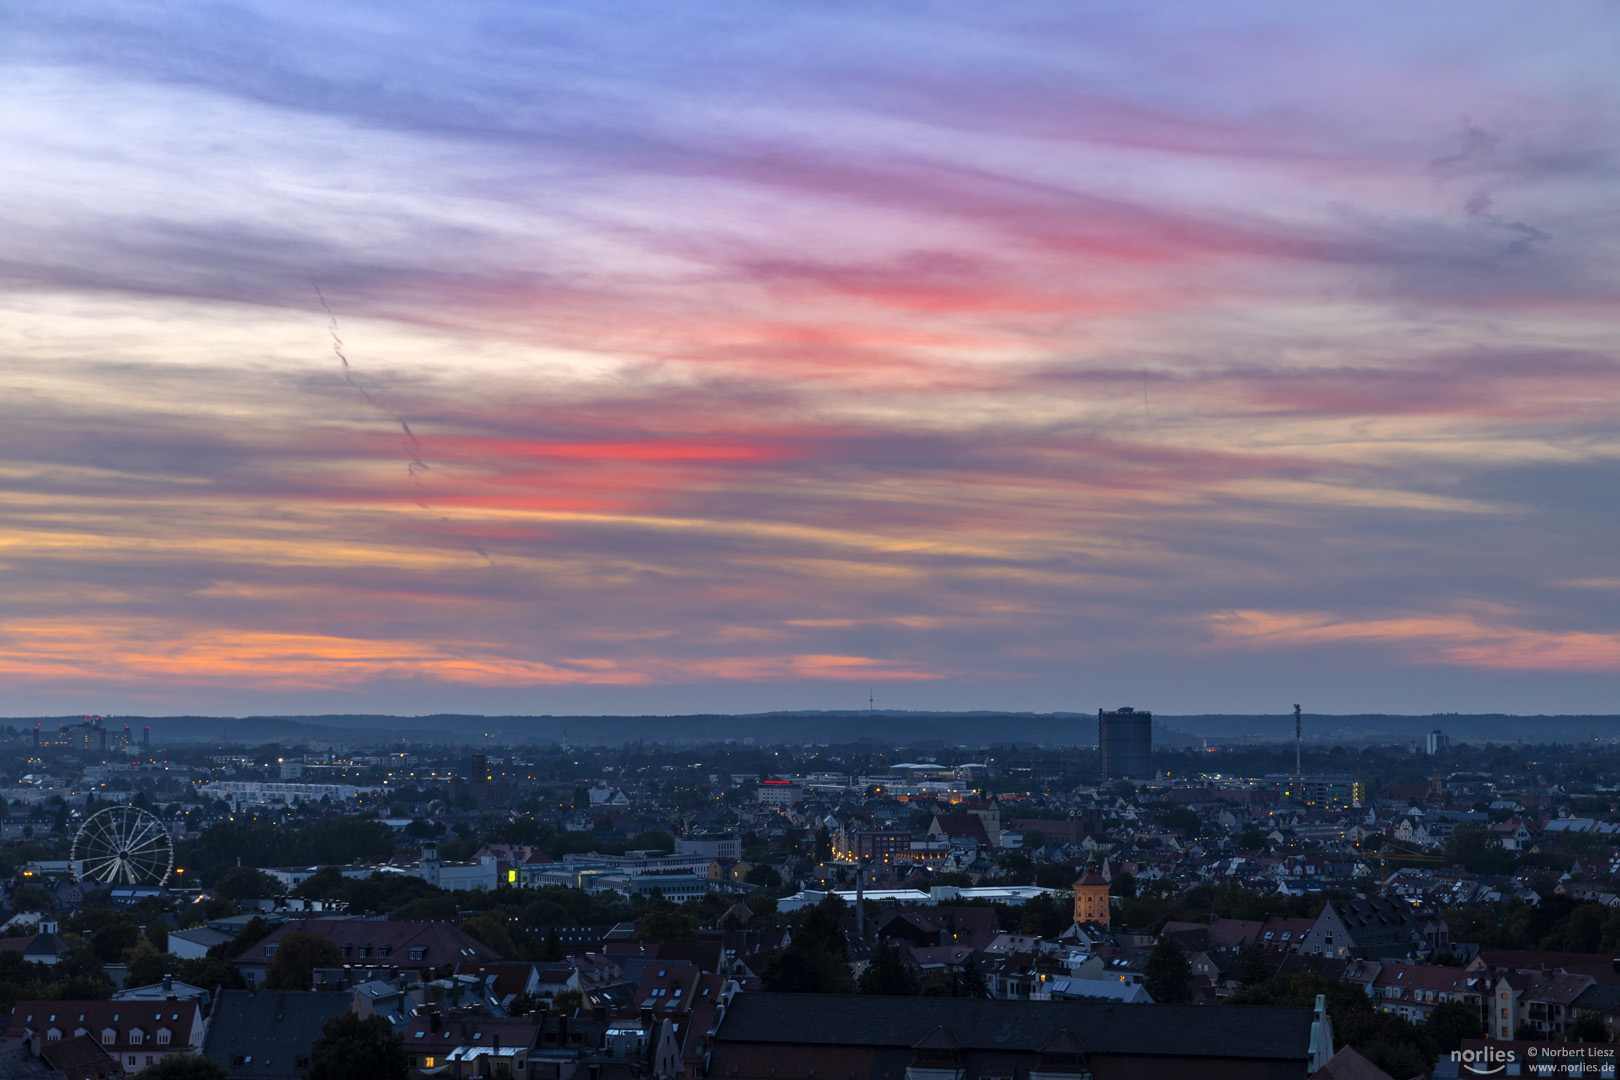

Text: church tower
xmin=1073 ymin=870 xmax=1110 ymax=926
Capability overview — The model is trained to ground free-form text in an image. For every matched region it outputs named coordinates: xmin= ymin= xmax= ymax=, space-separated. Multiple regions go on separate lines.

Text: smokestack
xmin=1294 ymin=703 xmax=1302 ymax=776
xmin=855 ymin=859 xmax=865 ymax=941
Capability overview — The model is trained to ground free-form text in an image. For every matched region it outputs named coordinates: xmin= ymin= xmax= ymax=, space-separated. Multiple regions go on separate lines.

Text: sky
xmin=2 ymin=2 xmax=1619 ymax=719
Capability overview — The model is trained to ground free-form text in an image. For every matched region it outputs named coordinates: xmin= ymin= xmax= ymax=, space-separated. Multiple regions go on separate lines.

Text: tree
xmin=132 ymin=1055 xmax=228 ymax=1080
xmin=744 ymin=864 xmax=782 ymax=891
xmin=212 ymin=866 xmax=286 ymax=900
xmin=1235 ymin=941 xmax=1272 ymax=988
xmin=1571 ymin=1013 xmax=1609 ymax=1044
xmin=762 ymin=897 xmax=853 ymax=994
xmin=293 ymin=865 xmax=349 ymax=899
xmin=636 ymin=906 xmax=697 ymax=944
xmin=858 ymin=940 xmax=920 ymax=996
xmin=815 ymin=826 xmax=834 ymax=863
xmin=461 ymin=915 xmax=523 ymax=959
xmin=307 ymin=1012 xmax=406 ymax=1080
xmin=123 ymin=937 xmax=173 ymax=988
xmin=1143 ymin=935 xmax=1192 ymax=1003
xmin=1160 ymin=806 xmax=1200 ymax=837
xmin=263 ymin=930 xmax=341 ymax=990
xmin=1109 ymin=873 xmax=1137 ymax=899
xmin=1445 ymin=825 xmax=1514 ymax=875
xmin=950 ymin=957 xmax=989 ymax=999
xmin=1425 ymin=1000 xmax=1484 ymax=1054
xmin=761 ymin=945 xmax=855 ymax=994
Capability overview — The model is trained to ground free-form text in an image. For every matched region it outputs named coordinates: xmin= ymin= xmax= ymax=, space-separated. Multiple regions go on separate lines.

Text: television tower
xmin=1294 ymin=703 xmax=1302 ymax=776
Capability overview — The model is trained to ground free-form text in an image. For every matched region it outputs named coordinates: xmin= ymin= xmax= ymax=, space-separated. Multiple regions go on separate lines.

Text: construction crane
xmin=1359 ymin=841 xmax=1449 ymax=890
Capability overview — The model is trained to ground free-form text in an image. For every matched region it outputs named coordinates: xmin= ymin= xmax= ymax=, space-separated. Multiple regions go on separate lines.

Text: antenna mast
xmin=1294 ymin=703 xmax=1302 ymax=776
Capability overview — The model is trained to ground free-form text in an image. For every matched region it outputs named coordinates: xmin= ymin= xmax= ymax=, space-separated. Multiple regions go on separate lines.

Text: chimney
xmin=162 ymin=974 xmax=173 ymax=992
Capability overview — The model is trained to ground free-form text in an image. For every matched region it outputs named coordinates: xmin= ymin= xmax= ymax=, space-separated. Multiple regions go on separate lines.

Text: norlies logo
xmin=1452 ymin=1047 xmax=1516 ymax=1076
xmin=1454 ymin=1045 xmax=1618 ymax=1076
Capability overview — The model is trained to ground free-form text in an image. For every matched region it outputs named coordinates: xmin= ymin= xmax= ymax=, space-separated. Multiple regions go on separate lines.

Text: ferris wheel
xmin=72 ymin=806 xmax=174 ymax=886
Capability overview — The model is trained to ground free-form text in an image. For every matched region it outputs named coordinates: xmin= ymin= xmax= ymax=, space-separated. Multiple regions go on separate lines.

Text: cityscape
xmin=6 ymin=709 xmax=1620 ymax=1078
xmin=5 ymin=2 xmax=1619 ymax=1080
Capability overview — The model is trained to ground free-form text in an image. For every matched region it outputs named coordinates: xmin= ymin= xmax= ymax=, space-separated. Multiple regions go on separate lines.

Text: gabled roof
xmin=233 ymin=918 xmax=500 ymax=965
xmin=39 ymin=1034 xmax=119 ymax=1076
xmin=6 ymin=999 xmax=202 ymax=1046
xmin=201 ymin=990 xmax=350 ymax=1080
xmin=913 ymin=1026 xmax=961 ymax=1051
xmin=712 ymin=992 xmax=1312 ymax=1061
xmin=1036 ymin=1030 xmax=1087 ymax=1056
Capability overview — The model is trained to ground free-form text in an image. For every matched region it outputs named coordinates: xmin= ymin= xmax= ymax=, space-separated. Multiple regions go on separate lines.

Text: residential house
xmin=1299 ymin=899 xmax=1426 ymax=961
xmin=234 ymin=919 xmax=500 ymax=986
xmin=201 ymin=989 xmax=350 ymax=1080
xmin=6 ymin=999 xmax=204 ymax=1076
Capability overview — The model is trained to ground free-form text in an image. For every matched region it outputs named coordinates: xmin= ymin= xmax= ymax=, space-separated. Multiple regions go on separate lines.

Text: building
xmin=415 ymin=844 xmax=500 ymax=891
xmin=677 ymin=834 xmax=740 ymax=861
xmin=754 ymin=781 xmax=804 ymax=807
xmin=200 ymin=989 xmax=350 ymax=1080
xmin=1072 ymin=872 xmax=1110 ymax=927
xmin=838 ymin=830 xmax=912 ymax=862
xmin=1299 ymin=899 xmax=1425 ymax=961
xmin=1260 ymin=774 xmax=1363 ymax=810
xmin=233 ymin=920 xmax=499 ymax=986
xmin=704 ymin=992 xmax=1325 ymax=1080
xmin=32 ymin=717 xmax=131 ymax=753
xmin=1426 ymin=730 xmax=1451 ymax=755
xmin=1490 ymin=971 xmax=1595 ymax=1042
xmin=1098 ymin=708 xmax=1151 ymax=780
xmin=6 ymin=999 xmax=205 ymax=1075
xmin=195 ymin=780 xmax=383 ymax=808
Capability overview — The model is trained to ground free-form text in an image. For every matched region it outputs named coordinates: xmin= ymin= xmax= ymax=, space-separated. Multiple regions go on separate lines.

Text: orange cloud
xmin=1205 ymin=609 xmax=1620 ymax=672
xmin=0 ymin=620 xmax=942 ymax=689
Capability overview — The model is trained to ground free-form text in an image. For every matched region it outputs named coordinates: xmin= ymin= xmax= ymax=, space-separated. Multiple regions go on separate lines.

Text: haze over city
xmin=4 ymin=2 xmax=1618 ymax=720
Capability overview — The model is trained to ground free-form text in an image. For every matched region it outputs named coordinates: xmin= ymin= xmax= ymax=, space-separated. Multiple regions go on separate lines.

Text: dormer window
xmin=102 ymin=1029 xmax=116 ymax=1045
xmin=157 ymin=1029 xmax=171 ymax=1045
xmin=130 ymin=1030 xmax=144 ymax=1046
xmin=410 ymin=948 xmax=426 ymax=961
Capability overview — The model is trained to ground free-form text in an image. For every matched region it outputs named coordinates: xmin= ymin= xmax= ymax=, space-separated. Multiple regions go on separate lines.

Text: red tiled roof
xmin=6 ymin=999 xmax=201 ymax=1053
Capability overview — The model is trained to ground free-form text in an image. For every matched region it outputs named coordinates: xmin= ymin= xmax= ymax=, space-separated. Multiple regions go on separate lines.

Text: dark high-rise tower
xmin=1098 ymin=706 xmax=1152 ymax=779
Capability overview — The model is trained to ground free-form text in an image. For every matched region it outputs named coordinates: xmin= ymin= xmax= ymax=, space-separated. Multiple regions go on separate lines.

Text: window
xmin=359 ymin=946 xmax=371 ymax=958
xmin=410 ymin=948 xmax=426 ymax=961
xmin=130 ymin=1031 xmax=144 ymax=1045
xmin=265 ymin=944 xmax=278 ymax=957
xmin=379 ymin=946 xmax=392 ymax=957
xmin=103 ymin=1030 xmax=116 ymax=1045
xmin=157 ymin=1030 xmax=171 ymax=1045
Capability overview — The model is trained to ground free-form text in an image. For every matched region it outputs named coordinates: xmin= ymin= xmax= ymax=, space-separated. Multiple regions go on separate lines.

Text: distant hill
xmin=10 ymin=710 xmax=1620 ymax=748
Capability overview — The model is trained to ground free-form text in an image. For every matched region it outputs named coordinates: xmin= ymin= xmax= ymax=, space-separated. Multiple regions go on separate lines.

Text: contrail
xmin=314 ymin=281 xmax=377 ymax=407
xmin=313 ymin=280 xmax=492 ymax=565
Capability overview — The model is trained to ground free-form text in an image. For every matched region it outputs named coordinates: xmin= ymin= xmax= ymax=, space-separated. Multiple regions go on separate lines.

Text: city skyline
xmin=3 ymin=2 xmax=1619 ymax=717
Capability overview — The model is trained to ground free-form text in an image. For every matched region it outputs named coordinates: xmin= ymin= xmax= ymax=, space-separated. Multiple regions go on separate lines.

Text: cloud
xmin=1 ymin=1 xmax=1619 ymax=711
